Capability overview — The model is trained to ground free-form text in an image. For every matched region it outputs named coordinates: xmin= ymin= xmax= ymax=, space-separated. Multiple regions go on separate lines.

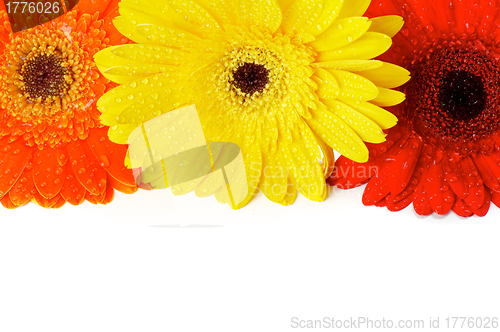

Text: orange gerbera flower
xmin=0 ymin=0 xmax=138 ymax=209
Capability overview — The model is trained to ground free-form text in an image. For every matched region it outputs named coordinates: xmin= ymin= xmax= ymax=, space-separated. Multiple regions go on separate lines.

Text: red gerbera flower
xmin=0 ymin=0 xmax=138 ymax=209
xmin=328 ymin=0 xmax=500 ymax=217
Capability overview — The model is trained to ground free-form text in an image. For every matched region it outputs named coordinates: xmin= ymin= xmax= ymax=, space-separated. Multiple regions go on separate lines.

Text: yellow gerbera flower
xmin=95 ymin=0 xmax=409 ymax=208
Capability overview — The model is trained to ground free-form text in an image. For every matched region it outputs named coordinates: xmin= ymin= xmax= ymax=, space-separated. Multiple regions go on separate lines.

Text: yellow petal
xmin=312 ymin=68 xmax=340 ymax=100
xmin=313 ymin=59 xmax=383 ymax=71
xmin=171 ymin=177 xmax=205 ymax=196
xmin=336 ymin=0 xmax=370 ymax=19
xmin=310 ymin=17 xmax=371 ymax=52
xmin=325 ymin=99 xmax=386 ymax=143
xmin=370 ymin=87 xmax=406 ymax=106
xmin=328 ymin=69 xmax=379 ymax=101
xmin=194 ymin=0 xmax=238 ymax=26
xmin=95 ymin=45 xmax=185 ymax=84
xmin=95 ymin=44 xmax=185 ymax=69
xmin=119 ymin=0 xmax=220 ymax=37
xmin=276 ymin=0 xmax=296 ymax=12
xmin=108 ymin=123 xmax=140 ymax=145
xmin=237 ymin=0 xmax=282 ymax=33
xmin=341 ymin=99 xmax=398 ymax=129
xmin=260 ymin=149 xmax=289 ymax=204
xmin=280 ymin=176 xmax=298 ymax=206
xmin=281 ymin=0 xmax=323 ymax=33
xmin=98 ymin=73 xmax=185 ymax=127
xmin=305 ymin=0 xmax=344 ymax=36
xmin=368 ymin=15 xmax=404 ymax=38
xmin=114 ymin=16 xmax=203 ymax=49
xmin=284 ymin=131 xmax=326 ymax=202
xmin=357 ymin=62 xmax=410 ymax=88
xmin=316 ymin=32 xmax=392 ymax=62
xmin=232 ymin=144 xmax=263 ymax=209
xmin=315 ymin=133 xmax=335 ymax=178
xmin=307 ymin=106 xmax=369 ymax=163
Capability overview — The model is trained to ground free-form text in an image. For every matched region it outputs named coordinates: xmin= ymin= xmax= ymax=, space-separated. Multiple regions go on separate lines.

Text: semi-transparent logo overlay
xmin=128 ymin=105 xmax=248 ymax=209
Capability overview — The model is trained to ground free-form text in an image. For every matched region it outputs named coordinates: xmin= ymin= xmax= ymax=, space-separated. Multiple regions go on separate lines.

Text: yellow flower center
xmin=190 ymin=25 xmax=317 ymax=123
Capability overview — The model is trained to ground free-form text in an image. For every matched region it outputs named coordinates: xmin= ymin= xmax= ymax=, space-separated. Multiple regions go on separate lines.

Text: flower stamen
xmin=20 ymin=52 xmax=70 ymax=102
xmin=232 ymin=62 xmax=270 ymax=95
xmin=439 ymin=70 xmax=486 ymax=122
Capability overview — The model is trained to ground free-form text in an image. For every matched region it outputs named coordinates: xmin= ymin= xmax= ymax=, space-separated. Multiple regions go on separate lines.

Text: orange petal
xmin=51 ymin=196 xmax=66 ymax=209
xmin=0 ymin=137 xmax=33 ymax=199
xmin=85 ymin=191 xmax=100 ymax=204
xmin=101 ymin=0 xmax=122 ymax=18
xmin=32 ymin=192 xmax=61 ymax=208
xmin=9 ymin=161 xmax=36 ymax=206
xmin=87 ymin=128 xmax=136 ymax=186
xmin=67 ymin=139 xmax=107 ymax=196
xmin=107 ymin=174 xmax=138 ymax=194
xmin=33 ymin=147 xmax=65 ymax=199
xmin=76 ymin=0 xmax=115 ymax=18
xmin=1 ymin=194 xmax=17 ymax=209
xmin=86 ymin=182 xmax=114 ymax=205
xmin=102 ymin=14 xmax=130 ymax=45
xmin=103 ymin=184 xmax=114 ymax=204
xmin=60 ymin=162 xmax=86 ymax=206
xmin=56 ymin=145 xmax=69 ymax=166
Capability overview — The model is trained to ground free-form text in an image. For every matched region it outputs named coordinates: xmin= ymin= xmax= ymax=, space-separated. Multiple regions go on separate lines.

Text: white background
xmin=0 ymin=182 xmax=499 ymax=331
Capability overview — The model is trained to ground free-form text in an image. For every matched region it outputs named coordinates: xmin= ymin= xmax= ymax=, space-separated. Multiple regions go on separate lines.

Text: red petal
xmin=444 ymin=158 xmax=469 ymax=199
xmin=362 ymin=171 xmax=391 ymax=205
xmin=425 ymin=161 xmax=455 ymax=215
xmin=33 ymin=147 xmax=65 ymax=199
xmin=362 ymin=135 xmax=418 ymax=205
xmin=413 ymin=180 xmax=433 ymax=216
xmin=452 ymin=198 xmax=474 ymax=218
xmin=484 ymin=151 xmax=500 ymax=183
xmin=330 ymin=123 xmax=413 ymax=192
xmin=386 ymin=136 xmax=422 ymax=195
xmin=67 ymin=139 xmax=107 ymax=196
xmin=60 ymin=162 xmax=86 ymax=206
xmin=387 ymin=194 xmax=414 ymax=212
xmin=492 ymin=190 xmax=500 ymax=209
xmin=472 ymin=153 xmax=500 ymax=192
xmin=329 ymin=156 xmax=373 ymax=189
xmin=86 ymin=128 xmax=136 ymax=186
xmin=0 ymin=137 xmax=33 ymax=199
xmin=9 ymin=161 xmax=36 ymax=206
xmin=469 ymin=188 xmax=491 ymax=217
xmin=460 ymin=156 xmax=486 ymax=209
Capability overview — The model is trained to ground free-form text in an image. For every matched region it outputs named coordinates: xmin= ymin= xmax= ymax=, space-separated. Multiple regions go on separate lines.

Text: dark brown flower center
xmin=232 ymin=62 xmax=269 ymax=95
xmin=404 ymin=40 xmax=500 ymax=145
xmin=21 ymin=53 xmax=69 ymax=101
xmin=439 ymin=70 xmax=486 ymax=122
